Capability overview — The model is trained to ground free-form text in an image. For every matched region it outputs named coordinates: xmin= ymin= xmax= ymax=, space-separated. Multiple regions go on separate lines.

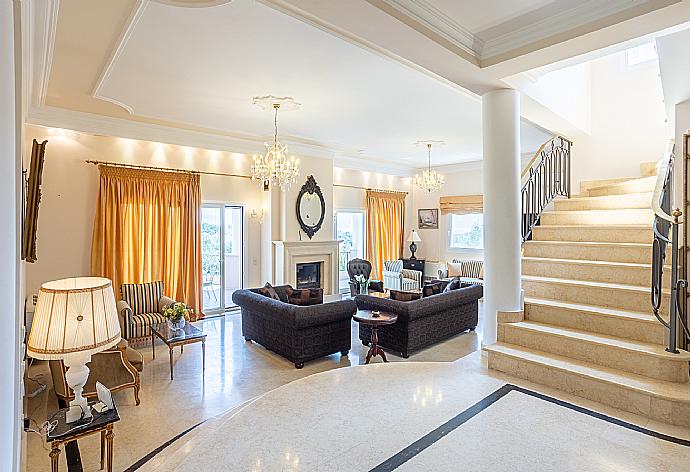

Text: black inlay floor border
xmin=370 ymin=384 xmax=690 ymax=472
xmin=123 ymin=421 xmax=204 ymax=472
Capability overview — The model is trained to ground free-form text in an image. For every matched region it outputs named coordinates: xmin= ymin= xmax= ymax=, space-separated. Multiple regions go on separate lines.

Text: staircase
xmin=486 ymin=162 xmax=690 ymax=427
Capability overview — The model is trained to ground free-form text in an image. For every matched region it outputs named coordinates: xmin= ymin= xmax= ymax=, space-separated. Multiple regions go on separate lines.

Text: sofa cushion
xmin=384 ymin=260 xmax=403 ymax=272
xmin=443 ymin=277 xmax=463 ymax=292
xmin=121 ymin=281 xmax=164 ymax=316
xmin=257 ymin=282 xmax=281 ymax=301
xmin=286 ymin=287 xmax=323 ymax=306
xmin=447 ymin=262 xmax=463 ymax=277
xmin=422 ymin=283 xmax=443 ymax=297
xmin=390 ymin=290 xmax=422 ymax=302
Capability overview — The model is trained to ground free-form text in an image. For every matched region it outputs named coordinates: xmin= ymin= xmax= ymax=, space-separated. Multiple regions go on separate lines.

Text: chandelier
xmin=251 ymin=99 xmax=300 ymax=191
xmin=415 ymin=142 xmax=444 ymax=192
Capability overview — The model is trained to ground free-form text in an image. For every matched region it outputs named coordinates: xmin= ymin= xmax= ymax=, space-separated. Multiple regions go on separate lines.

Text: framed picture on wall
xmin=418 ymin=208 xmax=439 ymax=229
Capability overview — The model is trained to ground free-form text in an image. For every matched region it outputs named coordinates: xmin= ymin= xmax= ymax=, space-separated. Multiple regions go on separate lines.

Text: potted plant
xmin=163 ymin=302 xmax=190 ymax=331
xmin=354 ymin=274 xmax=370 ymax=295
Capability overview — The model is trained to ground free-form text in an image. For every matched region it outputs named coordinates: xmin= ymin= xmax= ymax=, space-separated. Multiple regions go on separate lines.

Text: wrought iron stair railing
xmin=651 ymin=145 xmax=690 ymax=353
xmin=521 ymin=136 xmax=572 ymax=242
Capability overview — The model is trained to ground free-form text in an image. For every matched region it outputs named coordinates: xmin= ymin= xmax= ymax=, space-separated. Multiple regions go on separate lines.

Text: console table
xmin=402 ymin=258 xmax=425 ymax=273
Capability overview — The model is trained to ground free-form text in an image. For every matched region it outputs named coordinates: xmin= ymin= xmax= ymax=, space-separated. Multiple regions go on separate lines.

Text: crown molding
xmin=22 ymin=0 xmax=60 ymax=112
xmin=334 ymin=154 xmax=415 ymax=177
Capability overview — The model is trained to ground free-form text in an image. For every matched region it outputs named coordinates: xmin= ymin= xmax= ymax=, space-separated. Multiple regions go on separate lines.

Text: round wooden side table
xmin=353 ymin=310 xmax=398 ymax=364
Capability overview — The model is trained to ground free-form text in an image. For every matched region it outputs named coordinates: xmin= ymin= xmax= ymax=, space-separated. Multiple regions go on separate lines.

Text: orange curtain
xmin=90 ymin=166 xmax=203 ymax=319
xmin=366 ymin=190 xmax=406 ymax=279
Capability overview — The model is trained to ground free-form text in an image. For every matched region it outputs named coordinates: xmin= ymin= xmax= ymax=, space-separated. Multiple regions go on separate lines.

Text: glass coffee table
xmin=150 ymin=322 xmax=206 ymax=380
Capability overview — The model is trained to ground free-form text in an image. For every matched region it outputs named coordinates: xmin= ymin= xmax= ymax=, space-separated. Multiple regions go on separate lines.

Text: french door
xmin=335 ymin=210 xmax=366 ymax=293
xmin=201 ymin=204 xmax=244 ymax=315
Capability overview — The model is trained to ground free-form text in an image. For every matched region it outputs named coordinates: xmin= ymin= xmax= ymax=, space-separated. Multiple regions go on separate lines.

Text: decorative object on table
xmin=163 ymin=302 xmax=190 ymax=331
xmin=250 ymin=95 xmax=300 ymax=190
xmin=28 ymin=277 xmax=121 ymax=423
xmin=354 ymin=274 xmax=370 ymax=295
xmin=151 ymin=322 xmax=206 ymax=380
xmin=22 ymin=139 xmax=48 ymax=263
xmin=418 ymin=208 xmax=439 ymax=229
xmin=352 ymin=310 xmax=398 ymax=364
xmin=296 ymin=175 xmax=325 ymax=239
xmin=414 ymin=141 xmax=444 ymax=193
xmin=346 ymin=258 xmax=384 ymax=297
xmin=46 ymin=400 xmax=119 ymax=472
xmin=407 ymin=230 xmax=421 ymax=259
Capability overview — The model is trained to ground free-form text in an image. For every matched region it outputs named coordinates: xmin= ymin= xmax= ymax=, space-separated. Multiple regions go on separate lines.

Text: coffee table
xmin=151 ymin=322 xmax=207 ymax=380
xmin=353 ymin=310 xmax=398 ymax=364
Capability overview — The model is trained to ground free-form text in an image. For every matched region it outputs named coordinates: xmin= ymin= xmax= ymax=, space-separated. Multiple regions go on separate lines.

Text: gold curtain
xmin=90 ymin=166 xmax=203 ymax=319
xmin=366 ymin=190 xmax=406 ymax=279
xmin=440 ymin=195 xmax=483 ymax=215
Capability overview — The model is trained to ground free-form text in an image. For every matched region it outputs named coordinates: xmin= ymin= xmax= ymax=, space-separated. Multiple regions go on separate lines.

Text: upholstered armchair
xmin=437 ymin=259 xmax=484 ymax=285
xmin=117 ymin=281 xmax=178 ymax=345
xmin=382 ymin=260 xmax=423 ymax=291
xmin=49 ymin=339 xmax=143 ymax=406
xmin=346 ymin=258 xmax=384 ymax=297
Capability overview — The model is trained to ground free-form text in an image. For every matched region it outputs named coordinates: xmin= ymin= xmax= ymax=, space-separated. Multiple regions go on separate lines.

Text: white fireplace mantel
xmin=273 ymin=240 xmax=342 ymax=295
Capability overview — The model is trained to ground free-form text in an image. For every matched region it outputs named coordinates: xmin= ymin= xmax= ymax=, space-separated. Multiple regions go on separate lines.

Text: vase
xmin=167 ymin=318 xmax=185 ymax=332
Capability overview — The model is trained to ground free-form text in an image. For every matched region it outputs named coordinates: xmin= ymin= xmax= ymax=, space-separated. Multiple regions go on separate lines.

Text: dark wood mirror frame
xmin=22 ymin=139 xmax=47 ymax=263
xmin=295 ymin=175 xmax=325 ymax=239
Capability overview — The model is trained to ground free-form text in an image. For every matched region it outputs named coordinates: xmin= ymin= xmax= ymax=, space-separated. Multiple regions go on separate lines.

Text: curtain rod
xmin=85 ymin=159 xmax=252 ymax=179
xmin=333 ymin=183 xmax=408 ymax=195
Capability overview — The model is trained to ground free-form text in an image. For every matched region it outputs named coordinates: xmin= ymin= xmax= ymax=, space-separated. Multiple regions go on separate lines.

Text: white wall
xmin=571 ymin=51 xmax=668 ymax=189
xmin=23 ymin=125 xmax=265 ymax=298
xmin=1 ymin=1 xmax=22 ymax=470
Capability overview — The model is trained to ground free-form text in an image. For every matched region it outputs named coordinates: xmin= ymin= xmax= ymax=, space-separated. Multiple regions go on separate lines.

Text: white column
xmin=481 ymin=89 xmax=522 ymax=346
xmin=0 ymin=1 xmax=22 ymax=471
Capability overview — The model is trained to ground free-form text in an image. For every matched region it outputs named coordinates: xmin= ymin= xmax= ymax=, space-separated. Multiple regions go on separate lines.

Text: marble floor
xmin=24 ymin=308 xmax=481 ymax=472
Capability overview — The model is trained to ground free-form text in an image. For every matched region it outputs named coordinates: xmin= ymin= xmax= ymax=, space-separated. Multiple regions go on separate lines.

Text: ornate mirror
xmin=296 ymin=175 xmax=325 ymax=239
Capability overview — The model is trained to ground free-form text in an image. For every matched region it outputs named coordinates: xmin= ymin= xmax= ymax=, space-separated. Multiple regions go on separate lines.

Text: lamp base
xmin=409 ymin=241 xmax=417 ymax=260
xmin=63 ymin=352 xmax=93 ymax=423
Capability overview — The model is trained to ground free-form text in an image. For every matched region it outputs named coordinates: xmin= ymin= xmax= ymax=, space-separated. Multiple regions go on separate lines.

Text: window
xmin=625 ymin=42 xmax=657 ymax=66
xmin=449 ymin=213 xmax=483 ymax=250
xmin=335 ymin=211 xmax=366 ymax=293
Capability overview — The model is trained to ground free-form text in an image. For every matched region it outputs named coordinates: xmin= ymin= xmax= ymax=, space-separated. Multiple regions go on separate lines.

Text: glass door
xmin=201 ymin=204 xmax=244 ymax=315
xmin=335 ymin=211 xmax=366 ymax=293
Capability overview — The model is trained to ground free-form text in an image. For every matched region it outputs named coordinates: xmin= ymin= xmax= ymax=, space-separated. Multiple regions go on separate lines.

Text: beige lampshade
xmin=27 ymin=277 xmax=121 ymax=360
xmin=407 ymin=230 xmax=422 ymax=242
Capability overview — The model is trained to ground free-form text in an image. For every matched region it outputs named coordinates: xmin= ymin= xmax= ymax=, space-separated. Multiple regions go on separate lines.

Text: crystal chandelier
xmin=251 ymin=101 xmax=300 ymax=191
xmin=415 ymin=143 xmax=444 ymax=192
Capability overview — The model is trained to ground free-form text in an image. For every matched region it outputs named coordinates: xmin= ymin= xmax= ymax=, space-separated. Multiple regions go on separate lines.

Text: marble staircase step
xmin=522 ymin=241 xmax=662 ymax=264
xmin=524 ymin=298 xmax=666 ymax=344
xmin=554 ymin=192 xmax=652 ymax=211
xmin=521 ymin=275 xmax=669 ymax=312
xmin=521 ymin=257 xmax=668 ymax=286
xmin=586 ymin=176 xmax=657 ymax=197
xmin=485 ymin=342 xmax=690 ymax=427
xmin=579 ymin=177 xmax=633 ymax=194
xmin=498 ymin=321 xmax=689 ymax=382
xmin=530 ymin=225 xmax=652 ymax=243
xmin=640 ymin=161 xmax=661 ymax=177
xmin=540 ymin=209 xmax=654 ymax=226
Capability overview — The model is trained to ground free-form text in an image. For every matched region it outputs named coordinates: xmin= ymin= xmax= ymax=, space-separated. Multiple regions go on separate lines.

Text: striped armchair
xmin=438 ymin=259 xmax=484 ymax=285
xmin=117 ymin=281 xmax=177 ymax=344
xmin=382 ymin=260 xmax=423 ymax=291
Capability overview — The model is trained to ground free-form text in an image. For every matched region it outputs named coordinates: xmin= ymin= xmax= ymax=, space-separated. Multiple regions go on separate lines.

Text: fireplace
xmin=296 ymin=262 xmax=322 ymax=289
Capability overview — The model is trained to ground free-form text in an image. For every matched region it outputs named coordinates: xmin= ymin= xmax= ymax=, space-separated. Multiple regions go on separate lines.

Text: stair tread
xmin=532 ymin=224 xmax=651 ymax=229
xmin=542 ymin=209 xmax=653 ymax=214
xmin=522 ymin=274 xmax=669 ymax=293
xmin=524 ymin=297 xmax=661 ymax=323
xmin=522 ymin=256 xmax=659 ymax=269
xmin=506 ymin=321 xmax=689 ymax=359
xmin=525 ymin=241 xmax=653 ymax=248
xmin=486 ymin=342 xmax=690 ymax=400
xmin=586 ymin=176 xmax=657 ymax=191
xmin=566 ymin=192 xmax=653 ymax=202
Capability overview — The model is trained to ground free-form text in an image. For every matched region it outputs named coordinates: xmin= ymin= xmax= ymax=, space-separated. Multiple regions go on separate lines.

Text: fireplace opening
xmin=296 ymin=262 xmax=322 ymax=289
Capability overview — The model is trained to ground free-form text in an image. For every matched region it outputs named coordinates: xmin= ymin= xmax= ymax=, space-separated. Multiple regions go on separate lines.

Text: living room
xmin=6 ymin=1 xmax=690 ymax=471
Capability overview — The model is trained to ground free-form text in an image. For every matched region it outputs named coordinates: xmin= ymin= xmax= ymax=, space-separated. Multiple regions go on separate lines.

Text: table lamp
xmin=407 ymin=230 xmax=422 ymax=259
xmin=28 ymin=277 xmax=121 ymax=423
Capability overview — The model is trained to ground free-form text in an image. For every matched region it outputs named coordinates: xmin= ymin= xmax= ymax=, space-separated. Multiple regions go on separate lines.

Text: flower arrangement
xmin=163 ymin=302 xmax=190 ymax=330
xmin=354 ymin=274 xmax=370 ymax=295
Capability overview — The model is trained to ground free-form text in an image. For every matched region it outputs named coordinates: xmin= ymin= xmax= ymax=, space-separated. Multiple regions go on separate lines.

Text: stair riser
xmin=522 ymin=278 xmax=667 ymax=312
xmin=522 ymin=242 xmax=660 ymax=264
xmin=587 ymin=179 xmax=656 ymax=197
xmin=486 ymin=351 xmax=690 ymax=428
xmin=540 ymin=210 xmax=654 ymax=226
xmin=499 ymin=324 xmax=688 ymax=382
xmin=531 ymin=226 xmax=652 ymax=243
xmin=524 ymin=303 xmax=666 ymax=344
xmin=640 ymin=162 xmax=659 ymax=177
xmin=554 ymin=194 xmax=652 ymax=211
xmin=579 ymin=178 xmax=631 ymax=194
xmin=521 ymin=259 xmax=668 ymax=286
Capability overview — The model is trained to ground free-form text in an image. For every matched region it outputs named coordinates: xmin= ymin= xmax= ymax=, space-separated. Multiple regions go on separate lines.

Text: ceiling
xmin=27 ymin=0 xmax=690 ymax=173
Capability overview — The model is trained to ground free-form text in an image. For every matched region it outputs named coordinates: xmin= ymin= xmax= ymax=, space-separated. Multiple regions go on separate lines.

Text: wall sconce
xmin=250 ymin=208 xmax=265 ymax=223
